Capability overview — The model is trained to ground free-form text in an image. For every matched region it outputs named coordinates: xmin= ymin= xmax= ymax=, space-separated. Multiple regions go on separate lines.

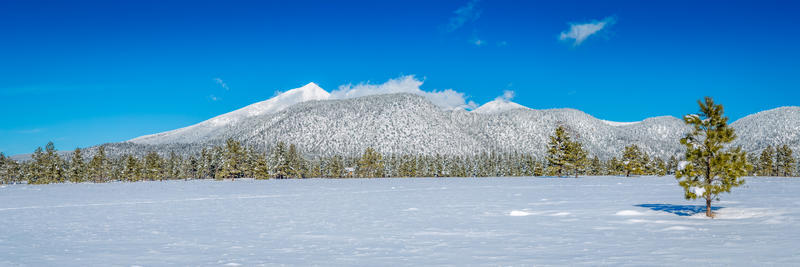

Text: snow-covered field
xmin=1 ymin=176 xmax=798 ymax=266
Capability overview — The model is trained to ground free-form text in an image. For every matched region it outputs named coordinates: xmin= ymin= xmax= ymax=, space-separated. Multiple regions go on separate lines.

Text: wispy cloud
xmin=559 ymin=16 xmax=616 ymax=46
xmin=472 ymin=39 xmax=485 ymax=46
xmin=446 ymin=0 xmax=481 ymax=32
xmin=331 ymin=75 xmax=477 ymax=110
xmin=499 ymin=90 xmax=515 ymax=101
xmin=209 ymin=95 xmax=219 ymax=101
xmin=213 ymin=78 xmax=230 ymax=90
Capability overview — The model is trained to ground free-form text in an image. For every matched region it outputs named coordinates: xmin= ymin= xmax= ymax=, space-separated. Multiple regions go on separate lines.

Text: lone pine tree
xmin=676 ymin=97 xmax=751 ymax=218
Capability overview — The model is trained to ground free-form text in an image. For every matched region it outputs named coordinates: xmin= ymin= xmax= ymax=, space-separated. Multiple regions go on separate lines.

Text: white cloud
xmin=213 ymin=78 xmax=230 ymax=90
xmin=446 ymin=0 xmax=481 ymax=32
xmin=331 ymin=75 xmax=476 ymax=110
xmin=209 ymin=95 xmax=219 ymax=101
xmin=473 ymin=39 xmax=485 ymax=46
xmin=499 ymin=90 xmax=515 ymax=101
xmin=559 ymin=16 xmax=616 ymax=46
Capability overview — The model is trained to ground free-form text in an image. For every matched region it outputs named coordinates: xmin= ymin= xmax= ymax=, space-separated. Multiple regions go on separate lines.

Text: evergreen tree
xmin=217 ymin=138 xmax=245 ymax=179
xmin=776 ymin=145 xmax=795 ymax=177
xmin=641 ymin=152 xmax=653 ymax=175
xmin=270 ymin=142 xmax=290 ymax=179
xmin=587 ymin=156 xmax=602 ymax=176
xmin=143 ymin=151 xmax=164 ymax=181
xmin=166 ymin=151 xmax=181 ymax=179
xmin=653 ymin=158 xmax=667 ymax=176
xmin=88 ymin=145 xmax=109 ymax=182
xmin=622 ymin=144 xmax=644 ymax=177
xmin=565 ymin=140 xmax=587 ymax=177
xmin=68 ymin=148 xmax=87 ymax=183
xmin=759 ymin=146 xmax=775 ymax=176
xmin=28 ymin=146 xmax=46 ymax=184
xmin=308 ymin=158 xmax=323 ymax=178
xmin=666 ymin=155 xmax=679 ymax=175
xmin=44 ymin=142 xmax=65 ymax=183
xmin=546 ymin=126 xmax=572 ymax=177
xmin=746 ymin=153 xmax=760 ymax=176
xmin=286 ymin=144 xmax=305 ymax=178
xmin=676 ymin=97 xmax=751 ymax=218
xmin=356 ymin=147 xmax=384 ymax=178
xmin=253 ymin=153 xmax=270 ymax=179
xmin=0 ymin=153 xmax=6 ymax=184
xmin=327 ymin=155 xmax=345 ymax=178
xmin=122 ymin=155 xmax=142 ymax=182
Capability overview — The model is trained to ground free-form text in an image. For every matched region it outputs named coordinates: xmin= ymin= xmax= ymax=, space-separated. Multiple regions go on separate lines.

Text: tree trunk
xmin=705 ymin=197 xmax=713 ymax=218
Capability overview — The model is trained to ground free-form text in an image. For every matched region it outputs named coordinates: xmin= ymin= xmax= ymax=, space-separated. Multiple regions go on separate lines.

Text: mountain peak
xmin=472 ymin=99 xmax=529 ymax=114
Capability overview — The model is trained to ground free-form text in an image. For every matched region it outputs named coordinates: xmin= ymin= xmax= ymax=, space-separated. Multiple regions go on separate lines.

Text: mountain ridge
xmin=10 ymin=84 xmax=799 ymax=162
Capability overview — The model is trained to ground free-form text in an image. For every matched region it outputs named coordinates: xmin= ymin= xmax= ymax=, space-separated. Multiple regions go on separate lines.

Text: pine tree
xmin=68 ymin=148 xmax=87 ymax=183
xmin=606 ymin=157 xmax=621 ymax=176
xmin=355 ymin=147 xmax=384 ymax=178
xmin=286 ymin=144 xmax=305 ymax=178
xmin=622 ymin=144 xmax=644 ymax=177
xmin=0 ymin=153 xmax=6 ymax=184
xmin=270 ymin=142 xmax=290 ymax=179
xmin=676 ymin=97 xmax=751 ymax=218
xmin=776 ymin=145 xmax=795 ymax=177
xmin=565 ymin=140 xmax=587 ymax=177
xmin=122 ymin=155 xmax=142 ymax=182
xmin=546 ymin=126 xmax=572 ymax=177
xmin=667 ymin=155 xmax=679 ymax=175
xmin=217 ymin=138 xmax=245 ymax=180
xmin=88 ymin=145 xmax=109 ymax=182
xmin=45 ymin=142 xmax=65 ymax=183
xmin=759 ymin=146 xmax=775 ymax=176
xmin=253 ymin=153 xmax=270 ymax=179
xmin=327 ymin=155 xmax=345 ymax=178
xmin=653 ymin=157 xmax=667 ymax=176
xmin=143 ymin=151 xmax=164 ymax=181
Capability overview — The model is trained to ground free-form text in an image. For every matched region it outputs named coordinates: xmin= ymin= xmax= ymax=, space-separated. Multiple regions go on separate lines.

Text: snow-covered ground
xmin=1 ymin=176 xmax=798 ymax=266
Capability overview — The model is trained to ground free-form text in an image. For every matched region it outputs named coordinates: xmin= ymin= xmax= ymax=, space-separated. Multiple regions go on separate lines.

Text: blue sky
xmin=1 ymin=0 xmax=799 ymax=155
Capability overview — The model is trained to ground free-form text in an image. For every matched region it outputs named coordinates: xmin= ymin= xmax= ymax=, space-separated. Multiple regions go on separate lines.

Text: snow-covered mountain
xmin=472 ymin=99 xmax=530 ymax=114
xmin=731 ymin=106 xmax=800 ymax=153
xmin=130 ymin=82 xmax=329 ymax=145
xmin=100 ymin=83 xmax=798 ymax=160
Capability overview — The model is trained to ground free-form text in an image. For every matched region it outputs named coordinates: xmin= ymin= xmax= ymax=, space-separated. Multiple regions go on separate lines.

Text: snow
xmin=472 ymin=99 xmax=530 ymax=114
xmin=1 ymin=176 xmax=798 ymax=265
xmin=678 ymin=160 xmax=690 ymax=170
xmin=128 ymin=82 xmax=330 ymax=145
xmin=615 ymin=210 xmax=646 ymax=216
xmin=509 ymin=210 xmax=533 ymax=216
xmin=600 ymin=119 xmax=641 ymax=127
xmin=690 ymin=186 xmax=705 ymax=196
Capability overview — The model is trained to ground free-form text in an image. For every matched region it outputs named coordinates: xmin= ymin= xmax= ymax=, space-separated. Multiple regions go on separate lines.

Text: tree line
xmin=0 ymin=130 xmax=798 ymax=185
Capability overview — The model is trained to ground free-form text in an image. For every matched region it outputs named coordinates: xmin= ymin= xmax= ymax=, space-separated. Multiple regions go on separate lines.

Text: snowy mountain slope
xmin=104 ymin=83 xmax=799 ymax=161
xmin=600 ymin=120 xmax=641 ymax=127
xmin=129 ymin=82 xmax=329 ymax=145
xmin=472 ymin=99 xmax=530 ymax=114
xmin=114 ymin=92 xmax=690 ymax=160
xmin=731 ymin=106 xmax=800 ymax=153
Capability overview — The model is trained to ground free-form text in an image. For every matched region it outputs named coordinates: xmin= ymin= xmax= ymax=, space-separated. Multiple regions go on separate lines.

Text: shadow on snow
xmin=635 ymin=204 xmax=723 ymax=216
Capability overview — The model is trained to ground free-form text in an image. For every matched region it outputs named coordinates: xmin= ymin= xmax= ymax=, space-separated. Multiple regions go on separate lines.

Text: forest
xmin=1 ymin=126 xmax=797 ymax=184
